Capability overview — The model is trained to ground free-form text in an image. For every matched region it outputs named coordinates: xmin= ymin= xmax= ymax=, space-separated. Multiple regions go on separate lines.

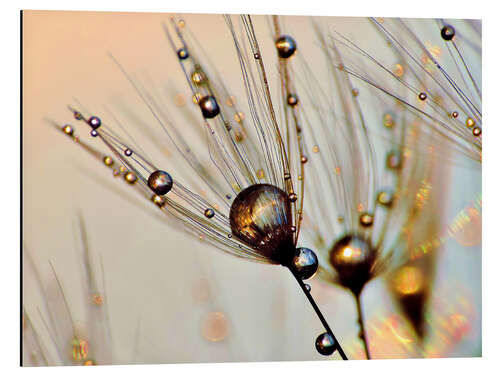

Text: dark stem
xmin=354 ymin=292 xmax=371 ymax=359
xmin=288 ymin=267 xmax=348 ymax=360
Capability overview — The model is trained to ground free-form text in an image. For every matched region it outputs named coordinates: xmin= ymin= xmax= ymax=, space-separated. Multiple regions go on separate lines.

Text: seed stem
xmin=288 ymin=266 xmax=348 ymax=360
xmin=354 ymin=292 xmax=371 ymax=359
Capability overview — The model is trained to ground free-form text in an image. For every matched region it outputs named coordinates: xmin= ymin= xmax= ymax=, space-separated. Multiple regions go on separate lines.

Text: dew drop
xmin=204 ymin=208 xmax=215 ymax=218
xmin=147 ymin=170 xmax=173 ymax=195
xmin=275 ymin=35 xmax=297 ymax=59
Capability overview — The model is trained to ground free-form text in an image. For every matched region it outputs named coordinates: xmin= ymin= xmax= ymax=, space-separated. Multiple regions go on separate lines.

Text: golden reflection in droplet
xmin=192 ymin=93 xmax=202 ymax=104
xmin=352 ymin=88 xmax=359 ymax=97
xmin=174 ymin=93 xmax=186 ymax=107
xmin=234 ymin=112 xmax=245 ymax=123
xmin=312 ymin=145 xmax=320 ymax=153
xmin=177 ymin=19 xmax=185 ymax=28
xmin=151 ymin=194 xmax=167 ymax=208
xmin=466 ymin=117 xmax=475 ymax=128
xmin=124 ymin=172 xmax=137 ymax=184
xmin=83 ymin=359 xmax=96 ymax=365
xmin=92 ymin=293 xmax=104 ymax=306
xmin=71 ymin=338 xmax=89 ymax=361
xmin=357 ymin=203 xmax=364 ymax=213
xmin=383 ymin=113 xmax=395 ymax=128
xmin=234 ymin=130 xmax=245 ymax=142
xmin=393 ymin=63 xmax=404 ymax=77
xmin=377 ymin=191 xmax=393 ymax=207
xmin=62 ymin=125 xmax=74 ymax=135
xmin=226 ymin=96 xmax=236 ymax=107
xmin=119 ymin=166 xmax=127 ymax=173
xmin=202 ymin=312 xmax=229 ymax=342
xmin=392 ymin=266 xmax=424 ymax=296
xmin=256 ymin=169 xmax=265 ymax=180
xmin=103 ymin=156 xmax=113 ymax=167
xmin=335 ymin=166 xmax=341 ymax=175
xmin=359 ymin=213 xmax=374 ymax=227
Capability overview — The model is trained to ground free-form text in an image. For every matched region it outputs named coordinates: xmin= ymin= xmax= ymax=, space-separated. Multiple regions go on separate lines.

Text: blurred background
xmin=22 ymin=11 xmax=481 ymax=364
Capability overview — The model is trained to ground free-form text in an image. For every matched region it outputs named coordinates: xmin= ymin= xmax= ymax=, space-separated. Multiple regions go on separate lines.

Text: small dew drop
xmin=204 ymin=208 xmax=215 ymax=218
xmin=62 ymin=125 xmax=74 ymax=135
xmin=124 ymin=172 xmax=137 ymax=184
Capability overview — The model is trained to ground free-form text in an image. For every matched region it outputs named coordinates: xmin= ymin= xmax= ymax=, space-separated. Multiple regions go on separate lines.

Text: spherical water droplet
xmin=287 ymin=93 xmax=299 ymax=107
xmin=103 ymin=156 xmax=113 ymax=167
xmin=466 ymin=118 xmax=475 ymax=128
xmin=418 ymin=92 xmax=427 ymax=101
xmin=62 ymin=125 xmax=74 ymax=135
xmin=359 ymin=213 xmax=374 ymax=227
xmin=291 ymin=247 xmax=318 ymax=280
xmin=452 ymin=111 xmax=459 ymax=118
xmin=377 ymin=190 xmax=393 ymax=207
xmin=204 ymin=208 xmax=215 ymax=218
xmin=199 ymin=95 xmax=220 ymax=119
xmin=124 ymin=148 xmax=133 ymax=157
xmin=288 ymin=193 xmax=297 ymax=202
xmin=329 ymin=235 xmax=376 ymax=294
xmin=88 ymin=116 xmax=101 ymax=129
xmin=472 ymin=127 xmax=482 ymax=137
xmin=191 ymin=67 xmax=207 ymax=85
xmin=147 ymin=170 xmax=173 ymax=195
xmin=151 ymin=194 xmax=166 ymax=207
xmin=315 ymin=332 xmax=336 ymax=356
xmin=124 ymin=172 xmax=137 ymax=184
xmin=177 ymin=47 xmax=189 ymax=60
xmin=305 ymin=283 xmax=311 ymax=292
xmin=441 ymin=25 xmax=455 ymax=41
xmin=275 ymin=35 xmax=297 ymax=59
xmin=90 ymin=129 xmax=98 ymax=137
xmin=202 ymin=312 xmax=229 ymax=342
xmin=386 ymin=150 xmax=402 ymax=170
xmin=383 ymin=112 xmax=395 ymax=128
